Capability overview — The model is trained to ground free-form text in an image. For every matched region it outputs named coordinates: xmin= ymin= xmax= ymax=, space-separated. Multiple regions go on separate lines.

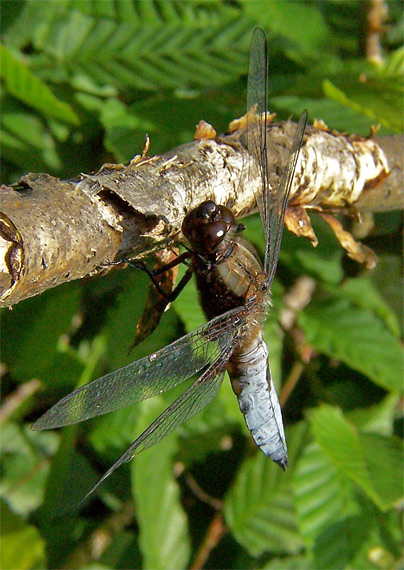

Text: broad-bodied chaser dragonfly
xmin=32 ymin=28 xmax=307 ymax=503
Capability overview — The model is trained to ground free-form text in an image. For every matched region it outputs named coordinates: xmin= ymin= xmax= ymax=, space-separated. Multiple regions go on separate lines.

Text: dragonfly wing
xmin=79 ymin=342 xmax=234 ymax=504
xmin=32 ymin=306 xmax=245 ymax=430
xmin=265 ymin=111 xmax=307 ymax=287
xmin=247 ymin=29 xmax=307 ymax=288
xmin=247 ymin=28 xmax=270 ymax=253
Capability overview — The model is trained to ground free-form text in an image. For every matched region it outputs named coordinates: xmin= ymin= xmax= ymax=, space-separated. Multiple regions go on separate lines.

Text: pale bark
xmin=0 ymin=119 xmax=402 ymax=308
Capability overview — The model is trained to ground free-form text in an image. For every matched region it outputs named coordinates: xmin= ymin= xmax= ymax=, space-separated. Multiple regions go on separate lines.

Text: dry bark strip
xmin=0 ymin=118 xmax=402 ymax=308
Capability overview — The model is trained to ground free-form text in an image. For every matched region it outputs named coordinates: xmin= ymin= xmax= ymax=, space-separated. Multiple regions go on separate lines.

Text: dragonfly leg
xmin=123 ymin=252 xmax=193 ymax=302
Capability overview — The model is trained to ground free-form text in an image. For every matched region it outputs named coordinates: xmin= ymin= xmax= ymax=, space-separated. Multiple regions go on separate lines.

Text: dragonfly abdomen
xmin=227 ymin=333 xmax=288 ymax=469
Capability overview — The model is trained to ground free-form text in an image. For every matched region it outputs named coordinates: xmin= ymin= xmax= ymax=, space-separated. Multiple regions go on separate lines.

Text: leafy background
xmin=1 ymin=1 xmax=403 ymax=569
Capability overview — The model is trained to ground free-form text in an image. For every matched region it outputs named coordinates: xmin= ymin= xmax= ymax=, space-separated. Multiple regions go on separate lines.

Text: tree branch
xmin=0 ymin=118 xmax=402 ymax=308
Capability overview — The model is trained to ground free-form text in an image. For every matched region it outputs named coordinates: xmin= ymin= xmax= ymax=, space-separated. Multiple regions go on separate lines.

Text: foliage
xmin=1 ymin=1 xmax=403 ymax=569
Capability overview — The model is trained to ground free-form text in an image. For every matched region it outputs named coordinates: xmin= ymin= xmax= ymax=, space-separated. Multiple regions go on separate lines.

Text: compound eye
xmin=216 ymin=205 xmax=236 ymax=227
xmin=182 ymin=201 xmax=237 ymax=254
xmin=207 ymin=221 xmax=228 ymax=244
xmin=185 ymin=220 xmax=228 ymax=254
xmin=182 ymin=201 xmax=218 ymax=238
xmin=199 ymin=200 xmax=217 ymax=217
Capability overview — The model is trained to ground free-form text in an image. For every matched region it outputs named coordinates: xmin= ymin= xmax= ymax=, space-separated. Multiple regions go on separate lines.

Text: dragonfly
xmin=32 ymin=28 xmax=308 ymax=503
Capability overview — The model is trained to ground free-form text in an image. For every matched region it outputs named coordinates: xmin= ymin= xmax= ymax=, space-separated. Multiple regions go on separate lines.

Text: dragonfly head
xmin=182 ymin=200 xmax=244 ymax=255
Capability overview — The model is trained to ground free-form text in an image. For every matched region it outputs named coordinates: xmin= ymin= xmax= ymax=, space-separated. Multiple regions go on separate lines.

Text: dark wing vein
xmin=247 ymin=28 xmax=270 ymax=255
xmin=247 ymin=29 xmax=308 ymax=288
xmin=265 ymin=110 xmax=308 ymax=287
xmin=78 ymin=340 xmax=236 ymax=504
xmin=32 ymin=306 xmax=245 ymax=430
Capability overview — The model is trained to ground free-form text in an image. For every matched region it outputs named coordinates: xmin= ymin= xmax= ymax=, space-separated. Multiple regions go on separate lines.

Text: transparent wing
xmin=79 ymin=344 xmax=234 ymax=504
xmin=32 ymin=306 xmax=244 ymax=430
xmin=264 ymin=111 xmax=307 ymax=287
xmin=247 ymin=28 xmax=269 ymax=257
xmin=247 ymin=28 xmax=308 ymax=288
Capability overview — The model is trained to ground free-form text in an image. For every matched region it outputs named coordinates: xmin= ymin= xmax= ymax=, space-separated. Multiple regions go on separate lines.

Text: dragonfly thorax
xmin=182 ymin=200 xmax=244 ymax=255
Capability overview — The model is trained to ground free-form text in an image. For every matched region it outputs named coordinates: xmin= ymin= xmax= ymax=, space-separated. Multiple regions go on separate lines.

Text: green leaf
xmin=308 ymin=405 xmax=403 ymax=511
xmin=38 ymin=428 xmax=96 ymax=519
xmin=263 ymin=554 xmax=312 ymax=569
xmin=323 ymin=72 xmax=403 ymax=133
xmin=0 ymin=423 xmax=59 ymax=516
xmin=22 ymin=337 xmax=107 ymax=526
xmin=224 ymin=423 xmax=307 ymax=556
xmin=280 ymin=215 xmax=344 ymax=285
xmin=310 ymin=500 xmax=403 ymax=570
xmin=101 ymin=268 xmax=179 ymax=371
xmin=274 ymin=46 xmax=403 ymax=135
xmin=100 ymin=98 xmax=156 ymax=161
xmin=348 ymin=394 xmax=400 ymax=437
xmin=1 ymin=102 xmax=63 ymax=172
xmin=26 ymin=9 xmax=252 ymax=92
xmin=81 ymin=565 xmax=113 ymax=570
xmin=298 ymin=297 xmax=404 ymax=392
xmin=173 ymin=263 xmax=206 ymax=332
xmin=101 ymin=88 xmax=241 ymax=162
xmin=245 ymin=0 xmax=331 ymax=59
xmin=34 ymin=337 xmax=110 ymax=520
xmin=1 ymin=282 xmax=81 ymax=382
xmin=293 ymin=435 xmax=402 ymax=569
xmin=332 ymin=277 xmax=402 ymax=339
xmin=97 ymin=529 xmax=141 ymax=569
xmin=89 ymin=405 xmax=139 ymax=461
xmin=2 ymin=0 xmax=68 ymax=50
xmin=1 ymin=501 xmax=45 ymax=570
xmin=294 ymin=442 xmax=358 ymax=543
xmin=177 ymin=395 xmax=235 ymax=464
xmin=274 ymin=95 xmax=390 ymax=136
xmin=1 ymin=104 xmax=56 ymax=150
xmin=359 ymin=432 xmax=404 ymax=507
xmin=133 ymin=399 xmax=190 ymax=570
xmin=381 ymin=45 xmax=404 ymax=78
xmin=311 ymin=514 xmax=372 ymax=570
xmin=371 ymin=254 xmax=403 ymax=338
xmin=0 ymin=43 xmax=79 ymax=124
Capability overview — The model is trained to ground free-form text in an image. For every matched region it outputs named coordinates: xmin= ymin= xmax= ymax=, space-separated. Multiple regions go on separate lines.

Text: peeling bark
xmin=0 ymin=118 xmax=402 ymax=308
